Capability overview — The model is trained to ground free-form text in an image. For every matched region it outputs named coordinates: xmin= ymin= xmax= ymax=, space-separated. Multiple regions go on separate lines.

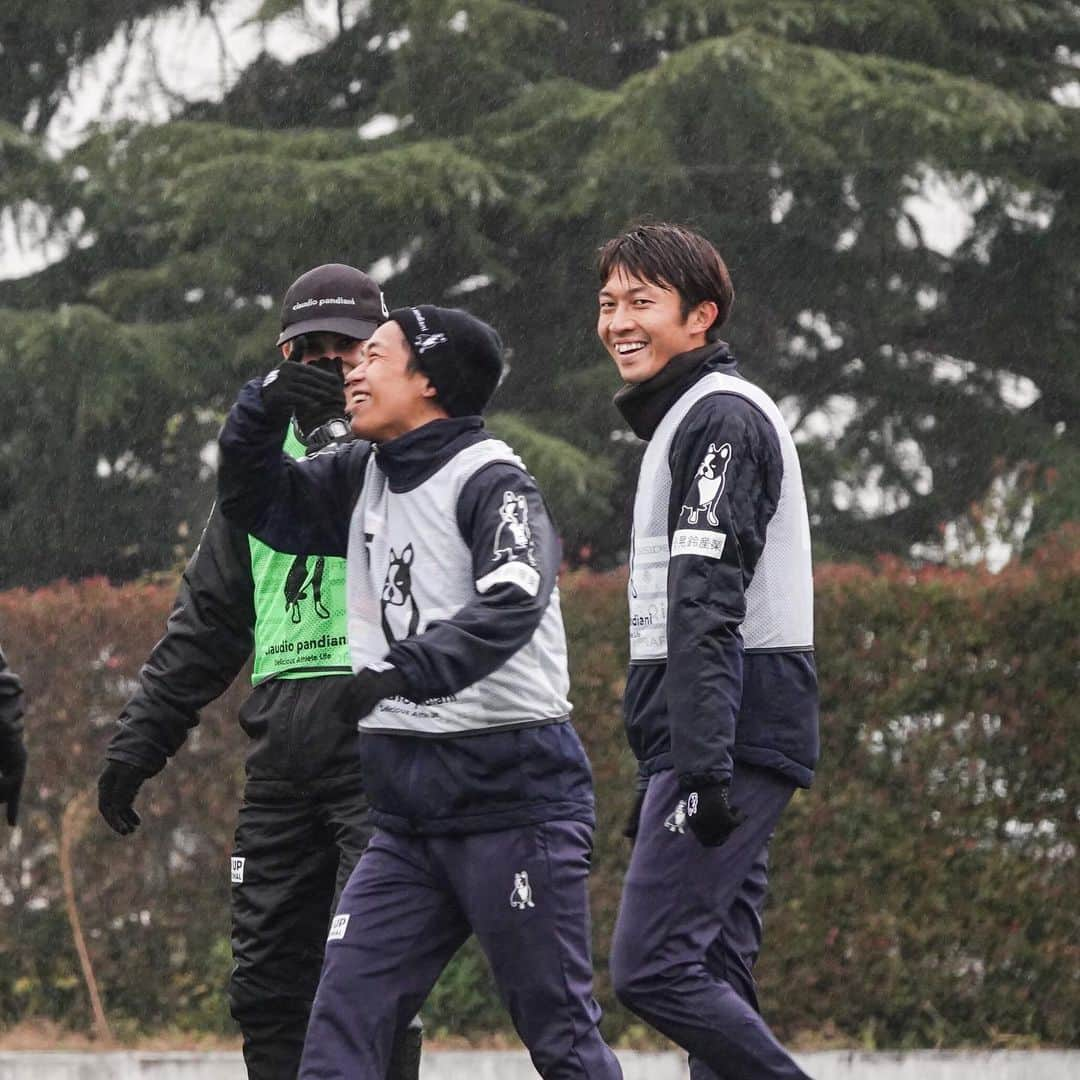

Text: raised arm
xmin=217 ymin=373 xmax=369 ymax=557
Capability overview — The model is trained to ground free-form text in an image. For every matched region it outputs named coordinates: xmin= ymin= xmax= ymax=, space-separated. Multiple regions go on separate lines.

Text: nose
xmin=608 ymin=302 xmax=636 ymax=335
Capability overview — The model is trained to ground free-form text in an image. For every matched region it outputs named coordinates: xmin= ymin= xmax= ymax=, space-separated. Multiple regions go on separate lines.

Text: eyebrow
xmin=598 ymin=284 xmax=656 ymax=299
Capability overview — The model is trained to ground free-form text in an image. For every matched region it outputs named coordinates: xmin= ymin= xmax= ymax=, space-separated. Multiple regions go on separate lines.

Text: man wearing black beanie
xmin=388 ymin=305 xmax=504 ymax=419
xmin=217 ymin=304 xmax=622 ymax=1079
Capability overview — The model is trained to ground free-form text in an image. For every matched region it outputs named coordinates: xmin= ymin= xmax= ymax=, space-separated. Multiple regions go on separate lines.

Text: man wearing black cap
xmin=97 ymin=264 xmax=422 ymax=1080
xmin=217 ymin=306 xmax=623 ymax=1079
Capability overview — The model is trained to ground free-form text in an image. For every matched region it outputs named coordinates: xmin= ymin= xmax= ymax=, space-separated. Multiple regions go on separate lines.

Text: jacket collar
xmin=374 ymin=415 xmax=487 ymax=490
xmin=613 ymin=341 xmax=737 ymax=440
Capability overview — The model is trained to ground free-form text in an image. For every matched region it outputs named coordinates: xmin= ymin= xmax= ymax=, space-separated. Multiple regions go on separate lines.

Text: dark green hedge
xmin=1 ymin=528 xmax=1077 ymax=1047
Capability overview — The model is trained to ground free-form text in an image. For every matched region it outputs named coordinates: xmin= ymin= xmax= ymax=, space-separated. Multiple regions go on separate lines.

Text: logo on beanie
xmin=414 ymin=332 xmax=448 ymax=355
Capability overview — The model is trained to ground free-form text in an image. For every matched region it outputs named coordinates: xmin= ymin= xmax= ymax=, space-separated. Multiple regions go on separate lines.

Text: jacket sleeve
xmin=385 ymin=462 xmax=561 ymax=699
xmin=665 ymin=393 xmax=782 ymax=789
xmin=104 ymin=505 xmax=256 ymax=774
xmin=0 ymin=645 xmax=25 ymax=743
xmin=217 ymin=377 xmax=367 ymax=557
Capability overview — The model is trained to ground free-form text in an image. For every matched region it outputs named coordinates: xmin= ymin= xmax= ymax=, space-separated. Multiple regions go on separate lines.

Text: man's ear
xmin=281 ymin=341 xmax=293 ymax=360
xmin=688 ymin=300 xmax=719 ymax=336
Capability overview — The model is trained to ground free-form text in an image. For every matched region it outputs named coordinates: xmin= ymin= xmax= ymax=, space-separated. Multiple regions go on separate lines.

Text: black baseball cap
xmin=277 ymin=263 xmax=388 ymax=346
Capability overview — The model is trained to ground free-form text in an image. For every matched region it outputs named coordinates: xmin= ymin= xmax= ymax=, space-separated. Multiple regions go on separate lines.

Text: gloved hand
xmin=622 ymin=786 xmax=647 ymax=844
xmin=261 ymin=357 xmax=346 ymax=427
xmin=98 ymin=760 xmax=155 ymax=836
xmin=295 ymin=354 xmax=348 ymax=438
xmin=0 ymin=735 xmax=27 ymax=826
xmin=337 ymin=668 xmax=414 ymax=727
xmin=683 ymin=781 xmax=746 ymax=847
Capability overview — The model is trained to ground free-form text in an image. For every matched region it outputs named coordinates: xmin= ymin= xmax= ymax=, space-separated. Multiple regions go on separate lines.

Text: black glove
xmin=337 ymin=668 xmax=414 ymax=727
xmin=261 ymin=357 xmax=346 ymax=428
xmin=295 ymin=353 xmax=348 ymax=438
xmin=0 ymin=735 xmax=27 ymax=827
xmin=684 ymin=782 xmax=746 ymax=847
xmin=622 ymin=786 xmax=647 ymax=843
xmin=98 ymin=760 xmax=154 ymax=836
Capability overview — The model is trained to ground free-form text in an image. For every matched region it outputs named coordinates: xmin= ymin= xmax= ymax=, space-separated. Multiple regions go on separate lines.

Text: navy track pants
xmin=610 ymin=764 xmax=812 ymax=1080
xmin=299 ymin=819 xmax=622 ymax=1080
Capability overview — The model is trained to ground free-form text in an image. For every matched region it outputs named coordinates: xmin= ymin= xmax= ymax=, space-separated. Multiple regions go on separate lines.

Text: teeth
xmin=616 ymin=342 xmax=646 ymax=355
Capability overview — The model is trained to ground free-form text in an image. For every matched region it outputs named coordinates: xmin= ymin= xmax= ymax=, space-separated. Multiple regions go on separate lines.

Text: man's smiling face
xmin=597 ymin=267 xmax=711 ymax=384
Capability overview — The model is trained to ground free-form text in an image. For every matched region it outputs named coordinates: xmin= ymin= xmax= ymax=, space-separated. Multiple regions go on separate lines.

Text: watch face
xmin=304 ymin=417 xmax=351 ymax=455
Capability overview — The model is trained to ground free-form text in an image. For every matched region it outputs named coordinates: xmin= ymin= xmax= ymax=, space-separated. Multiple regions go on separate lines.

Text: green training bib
xmin=249 ymin=427 xmax=352 ymax=684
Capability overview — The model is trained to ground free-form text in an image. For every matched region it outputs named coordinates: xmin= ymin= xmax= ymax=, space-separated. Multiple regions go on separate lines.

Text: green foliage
xmin=2 ymin=532 xmax=1077 ymax=1045
xmin=1 ymin=0 xmax=1078 ymax=584
xmin=0 ymin=577 xmax=248 ymax=1033
xmin=384 ymin=1 xmax=562 ymax=137
xmin=0 ymin=307 xmax=230 ymax=585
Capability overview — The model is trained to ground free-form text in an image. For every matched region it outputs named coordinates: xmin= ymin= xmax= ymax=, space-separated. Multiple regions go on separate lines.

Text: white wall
xmin=1 ymin=1050 xmax=1078 ymax=1080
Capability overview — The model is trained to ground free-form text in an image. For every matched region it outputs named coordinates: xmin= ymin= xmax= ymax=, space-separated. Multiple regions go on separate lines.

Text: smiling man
xmin=217 ymin=304 xmax=622 ymax=1080
xmin=598 ymin=224 xmax=819 ymax=1080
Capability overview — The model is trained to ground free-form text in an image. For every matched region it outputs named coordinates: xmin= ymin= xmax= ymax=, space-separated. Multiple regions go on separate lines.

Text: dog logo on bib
xmin=380 ymin=544 xmax=421 ymax=644
xmin=682 ymin=442 xmax=732 ymax=528
xmin=510 ymin=871 xmax=536 ymax=910
xmin=493 ymin=491 xmax=535 ymax=565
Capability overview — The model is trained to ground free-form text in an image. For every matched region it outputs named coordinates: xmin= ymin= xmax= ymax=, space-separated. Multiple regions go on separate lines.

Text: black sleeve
xmin=104 ymin=505 xmax=256 ymax=775
xmin=0 ymin=644 xmax=25 ymax=743
xmin=386 ymin=462 xmax=561 ymax=699
xmin=665 ymin=394 xmax=782 ymax=789
xmin=217 ymin=377 xmax=368 ymax=557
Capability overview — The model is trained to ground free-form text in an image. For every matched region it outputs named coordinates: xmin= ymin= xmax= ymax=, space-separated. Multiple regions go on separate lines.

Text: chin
xmin=619 ymin=364 xmax=651 ymax=384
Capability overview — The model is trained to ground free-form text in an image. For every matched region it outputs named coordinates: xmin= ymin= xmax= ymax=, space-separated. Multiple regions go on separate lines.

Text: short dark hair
xmin=597 ymin=223 xmax=735 ymax=338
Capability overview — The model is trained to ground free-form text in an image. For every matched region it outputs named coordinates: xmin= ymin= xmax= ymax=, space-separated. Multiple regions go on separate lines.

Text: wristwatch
xmin=303 ymin=417 xmax=352 ymax=454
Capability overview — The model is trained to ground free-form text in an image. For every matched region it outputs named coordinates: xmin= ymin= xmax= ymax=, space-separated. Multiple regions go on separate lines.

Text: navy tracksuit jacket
xmin=617 ymin=343 xmax=819 ymax=792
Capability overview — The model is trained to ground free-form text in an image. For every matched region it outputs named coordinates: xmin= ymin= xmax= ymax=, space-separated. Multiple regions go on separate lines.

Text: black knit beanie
xmin=389 ymin=305 xmax=504 ymax=417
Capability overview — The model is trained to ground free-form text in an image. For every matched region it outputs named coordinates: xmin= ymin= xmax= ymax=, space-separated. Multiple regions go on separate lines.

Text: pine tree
xmin=1 ymin=0 xmax=1077 ymax=585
